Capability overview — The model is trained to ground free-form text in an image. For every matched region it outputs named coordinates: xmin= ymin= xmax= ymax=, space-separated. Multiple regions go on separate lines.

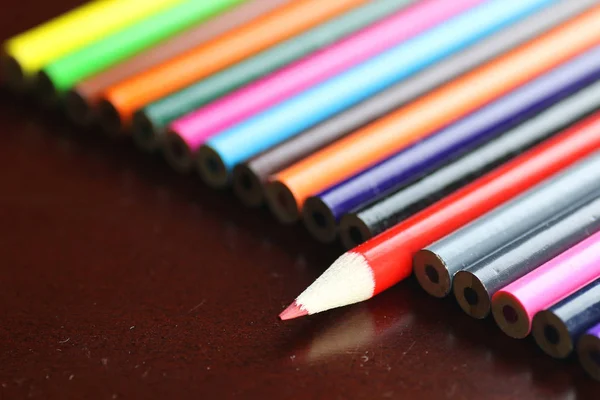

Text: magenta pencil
xmin=165 ymin=0 xmax=483 ymax=165
xmin=492 ymin=228 xmax=600 ymax=339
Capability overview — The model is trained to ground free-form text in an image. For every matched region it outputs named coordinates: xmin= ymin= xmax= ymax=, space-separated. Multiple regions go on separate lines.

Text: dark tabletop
xmin=0 ymin=1 xmax=598 ymax=399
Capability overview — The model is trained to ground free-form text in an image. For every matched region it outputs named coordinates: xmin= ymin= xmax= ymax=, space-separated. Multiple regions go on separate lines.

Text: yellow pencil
xmin=1 ymin=0 xmax=183 ymax=91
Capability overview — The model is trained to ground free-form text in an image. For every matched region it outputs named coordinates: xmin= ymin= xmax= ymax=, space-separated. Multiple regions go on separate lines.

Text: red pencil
xmin=280 ymin=112 xmax=600 ymax=320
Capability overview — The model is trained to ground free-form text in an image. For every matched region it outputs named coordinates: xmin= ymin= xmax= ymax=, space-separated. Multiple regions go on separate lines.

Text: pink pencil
xmin=165 ymin=0 xmax=483 ymax=167
xmin=492 ymin=230 xmax=600 ymax=339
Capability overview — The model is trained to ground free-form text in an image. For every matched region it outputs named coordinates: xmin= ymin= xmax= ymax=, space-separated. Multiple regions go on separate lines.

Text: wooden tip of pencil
xmin=197 ymin=145 xmax=229 ymax=188
xmin=34 ymin=70 xmax=57 ymax=105
xmin=232 ymin=163 xmax=265 ymax=207
xmin=303 ymin=196 xmax=337 ymax=243
xmin=97 ymin=99 xmax=123 ymax=136
xmin=264 ymin=180 xmax=300 ymax=224
xmin=453 ymin=271 xmax=491 ymax=319
xmin=133 ymin=110 xmax=160 ymax=154
xmin=532 ymin=310 xmax=572 ymax=359
xmin=65 ymin=89 xmax=94 ymax=126
xmin=491 ymin=291 xmax=530 ymax=339
xmin=0 ymin=53 xmax=26 ymax=93
xmin=339 ymin=213 xmax=371 ymax=250
xmin=413 ymin=249 xmax=452 ymax=298
xmin=163 ymin=130 xmax=194 ymax=174
xmin=578 ymin=333 xmax=600 ymax=381
xmin=279 ymin=301 xmax=308 ymax=321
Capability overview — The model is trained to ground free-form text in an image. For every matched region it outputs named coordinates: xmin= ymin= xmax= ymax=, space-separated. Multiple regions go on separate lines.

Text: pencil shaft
xmin=493 ymin=222 xmax=600 ymax=337
xmin=205 ymin=0 xmax=556 ymax=175
xmin=543 ymin=280 xmax=600 ymax=336
xmin=532 ymin=278 xmax=600 ymax=357
xmin=423 ymin=153 xmax=600 ymax=284
xmin=43 ymin=0 xmax=244 ymax=93
xmin=2 ymin=0 xmax=178 ymax=82
xmin=244 ymin=0 xmax=594 ymax=184
xmin=314 ymin=45 xmax=600 ymax=224
xmin=74 ymin=0 xmax=288 ymax=104
xmin=170 ymin=0 xmax=476 ymax=153
xmin=141 ymin=0 xmax=416 ymax=132
xmin=578 ymin=322 xmax=600 ymax=381
xmin=584 ymin=324 xmax=600 ymax=339
xmin=464 ymin=194 xmax=600 ymax=298
xmin=364 ymin=116 xmax=600 ymax=294
xmin=420 ymin=151 xmax=600 ymax=288
xmin=269 ymin=3 xmax=600 ymax=216
xmin=102 ymin=0 xmax=370 ymax=126
xmin=346 ymin=80 xmax=600 ymax=245
xmin=290 ymin=114 xmax=600 ymax=319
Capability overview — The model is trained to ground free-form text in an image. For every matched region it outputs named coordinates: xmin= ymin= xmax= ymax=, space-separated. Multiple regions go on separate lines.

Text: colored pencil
xmin=413 ymin=153 xmax=600 ymax=297
xmin=414 ymin=114 xmax=600 ymax=298
xmin=532 ymin=278 xmax=600 ymax=358
xmin=98 ymin=0 xmax=369 ymax=132
xmin=66 ymin=0 xmax=289 ymax=126
xmin=36 ymin=0 xmax=244 ymax=104
xmin=492 ymin=229 xmax=600 ymax=339
xmin=453 ymin=195 xmax=600 ymax=319
xmin=339 ymin=80 xmax=600 ymax=250
xmin=164 ymin=0 xmax=476 ymax=172
xmin=266 ymin=5 xmax=600 ymax=224
xmin=134 ymin=0 xmax=416 ymax=155
xmin=232 ymin=0 xmax=595 ymax=208
xmin=197 ymin=0 xmax=557 ymax=190
xmin=278 ymin=114 xmax=600 ymax=320
xmin=0 ymin=0 xmax=179 ymax=91
xmin=578 ymin=323 xmax=600 ymax=381
xmin=303 ymin=45 xmax=600 ymax=243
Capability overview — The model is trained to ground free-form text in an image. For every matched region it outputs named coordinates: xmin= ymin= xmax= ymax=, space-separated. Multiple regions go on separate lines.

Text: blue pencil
xmin=195 ymin=0 xmax=559 ymax=188
xmin=302 ymin=45 xmax=600 ymax=243
xmin=533 ymin=278 xmax=600 ymax=359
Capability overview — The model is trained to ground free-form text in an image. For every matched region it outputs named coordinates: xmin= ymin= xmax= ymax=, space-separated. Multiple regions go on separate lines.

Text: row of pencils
xmin=3 ymin=0 xmax=600 ymax=381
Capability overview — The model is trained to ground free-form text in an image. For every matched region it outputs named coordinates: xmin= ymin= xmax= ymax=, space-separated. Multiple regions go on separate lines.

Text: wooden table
xmin=0 ymin=2 xmax=597 ymax=398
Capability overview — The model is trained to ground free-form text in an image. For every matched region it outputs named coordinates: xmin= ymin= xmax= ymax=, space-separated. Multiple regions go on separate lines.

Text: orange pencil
xmin=265 ymin=4 xmax=600 ymax=223
xmin=98 ymin=0 xmax=369 ymax=132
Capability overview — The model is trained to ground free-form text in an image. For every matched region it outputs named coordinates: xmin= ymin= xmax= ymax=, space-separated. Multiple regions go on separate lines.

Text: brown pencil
xmin=98 ymin=0 xmax=369 ymax=133
xmin=64 ymin=0 xmax=291 ymax=126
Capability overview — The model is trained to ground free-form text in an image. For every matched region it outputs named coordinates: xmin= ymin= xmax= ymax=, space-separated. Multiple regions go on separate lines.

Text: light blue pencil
xmin=196 ymin=0 xmax=559 ymax=188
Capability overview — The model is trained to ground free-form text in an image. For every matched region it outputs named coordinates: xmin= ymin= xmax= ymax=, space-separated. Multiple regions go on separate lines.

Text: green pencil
xmin=37 ymin=0 xmax=245 ymax=102
xmin=132 ymin=0 xmax=416 ymax=153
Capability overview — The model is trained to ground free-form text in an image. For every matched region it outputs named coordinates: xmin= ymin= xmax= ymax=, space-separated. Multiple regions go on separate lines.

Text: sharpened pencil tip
xmin=279 ymin=301 xmax=308 ymax=321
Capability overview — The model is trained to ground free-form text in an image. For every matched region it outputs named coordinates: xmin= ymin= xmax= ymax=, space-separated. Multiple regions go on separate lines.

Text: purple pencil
xmin=579 ymin=322 xmax=600 ymax=381
xmin=302 ymin=45 xmax=600 ymax=243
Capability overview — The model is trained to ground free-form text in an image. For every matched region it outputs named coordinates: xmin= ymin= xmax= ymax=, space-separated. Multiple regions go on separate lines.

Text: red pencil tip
xmin=279 ymin=301 xmax=308 ymax=321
